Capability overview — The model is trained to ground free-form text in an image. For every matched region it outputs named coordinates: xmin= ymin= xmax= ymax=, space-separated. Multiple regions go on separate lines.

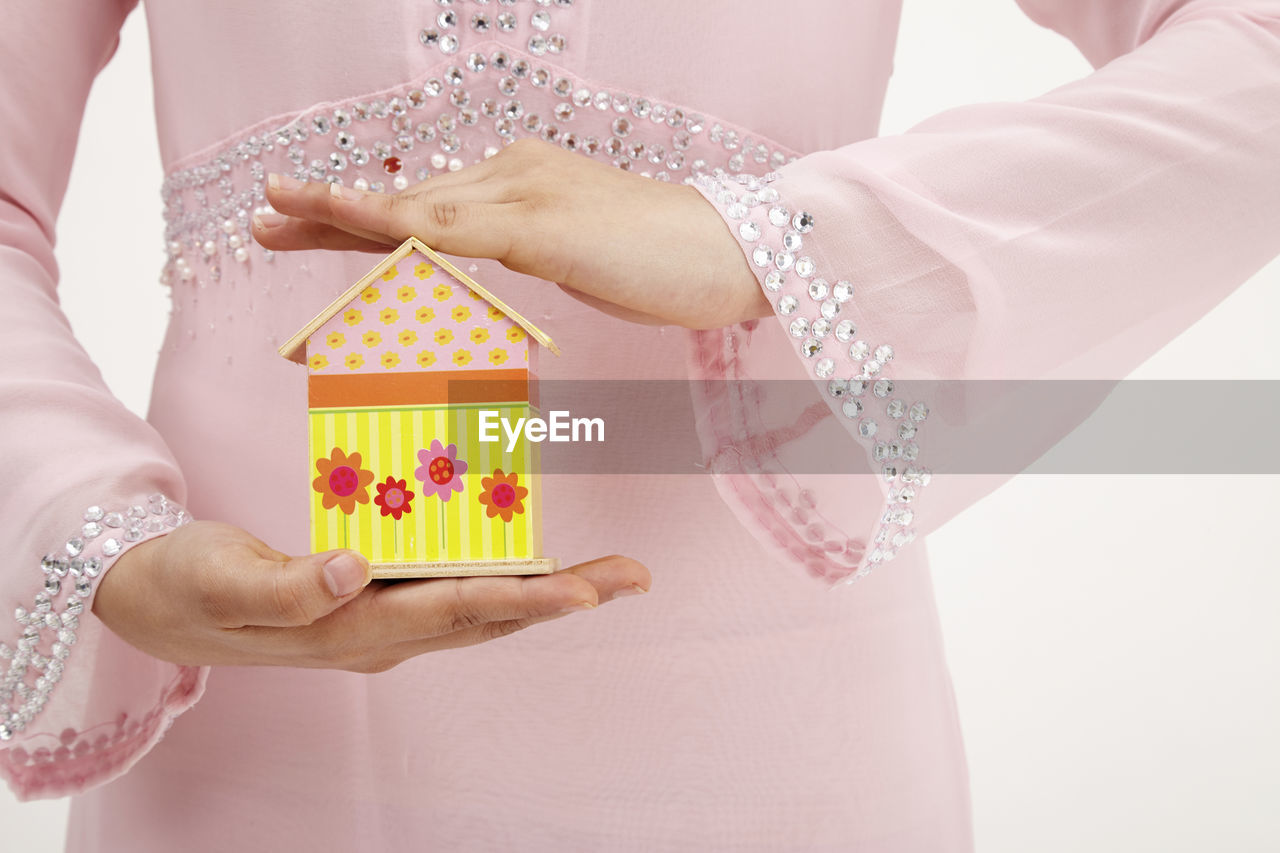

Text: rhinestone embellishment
xmin=693 ymin=168 xmax=932 ymax=585
xmin=158 ymin=5 xmax=795 ymax=285
xmin=0 ymin=496 xmax=191 ymax=743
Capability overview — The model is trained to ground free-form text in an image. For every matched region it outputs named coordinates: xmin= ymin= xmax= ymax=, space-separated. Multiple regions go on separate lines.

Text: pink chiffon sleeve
xmin=689 ymin=0 xmax=1280 ymax=586
xmin=0 ymin=0 xmax=205 ymax=800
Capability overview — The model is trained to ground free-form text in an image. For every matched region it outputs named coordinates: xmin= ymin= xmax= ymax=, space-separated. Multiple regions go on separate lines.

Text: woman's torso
xmin=67 ymin=2 xmax=972 ymax=849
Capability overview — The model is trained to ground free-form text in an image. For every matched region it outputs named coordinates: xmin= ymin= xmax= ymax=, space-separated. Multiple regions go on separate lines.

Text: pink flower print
xmin=415 ymin=439 xmax=467 ymax=501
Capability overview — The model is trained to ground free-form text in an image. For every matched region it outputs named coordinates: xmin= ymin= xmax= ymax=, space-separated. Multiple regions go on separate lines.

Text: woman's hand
xmin=93 ymin=522 xmax=649 ymax=673
xmin=253 ymin=138 xmax=768 ymax=329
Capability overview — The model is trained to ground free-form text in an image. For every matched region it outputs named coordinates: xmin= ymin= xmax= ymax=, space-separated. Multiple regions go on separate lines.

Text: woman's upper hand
xmin=252 ymin=138 xmax=768 ymax=329
xmin=92 ymin=521 xmax=650 ymax=673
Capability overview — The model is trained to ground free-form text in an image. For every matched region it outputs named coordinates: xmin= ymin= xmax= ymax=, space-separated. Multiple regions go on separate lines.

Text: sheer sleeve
xmin=687 ymin=0 xmax=1280 ymax=586
xmin=0 ymin=0 xmax=205 ymax=800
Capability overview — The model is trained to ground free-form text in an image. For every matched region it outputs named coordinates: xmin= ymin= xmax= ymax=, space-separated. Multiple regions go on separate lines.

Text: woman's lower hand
xmin=253 ymin=138 xmax=768 ymax=328
xmin=93 ymin=521 xmax=649 ymax=673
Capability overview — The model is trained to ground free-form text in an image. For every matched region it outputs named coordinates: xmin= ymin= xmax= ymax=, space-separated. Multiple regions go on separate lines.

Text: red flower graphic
xmin=374 ymin=476 xmax=415 ymax=520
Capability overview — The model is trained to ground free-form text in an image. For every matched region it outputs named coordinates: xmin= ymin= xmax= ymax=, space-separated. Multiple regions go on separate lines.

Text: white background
xmin=5 ymin=2 xmax=1278 ymax=850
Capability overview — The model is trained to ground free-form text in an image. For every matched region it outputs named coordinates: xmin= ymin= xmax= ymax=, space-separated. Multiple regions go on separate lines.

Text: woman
xmin=2 ymin=1 xmax=1277 ymax=850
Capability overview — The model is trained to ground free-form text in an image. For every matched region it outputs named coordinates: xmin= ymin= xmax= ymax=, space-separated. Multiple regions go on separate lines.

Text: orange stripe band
xmin=309 ymin=368 xmax=530 ymax=408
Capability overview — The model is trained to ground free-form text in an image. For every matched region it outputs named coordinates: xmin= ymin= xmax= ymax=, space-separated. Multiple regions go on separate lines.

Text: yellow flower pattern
xmin=310 ymin=250 xmax=538 ymax=376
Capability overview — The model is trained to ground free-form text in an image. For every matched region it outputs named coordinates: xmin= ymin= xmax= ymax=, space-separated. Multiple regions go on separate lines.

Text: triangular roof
xmin=278 ymin=236 xmax=560 ymax=364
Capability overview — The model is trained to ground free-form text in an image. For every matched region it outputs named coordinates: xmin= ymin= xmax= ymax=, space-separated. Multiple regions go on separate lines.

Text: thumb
xmin=240 ymin=549 xmax=373 ymax=628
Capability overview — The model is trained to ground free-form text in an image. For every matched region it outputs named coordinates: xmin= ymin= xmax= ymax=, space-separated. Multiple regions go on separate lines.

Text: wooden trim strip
xmin=309 ymin=368 xmax=530 ymax=408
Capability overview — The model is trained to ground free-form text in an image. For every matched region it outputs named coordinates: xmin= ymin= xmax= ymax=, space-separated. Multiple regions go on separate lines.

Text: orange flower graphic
xmin=477 ymin=469 xmax=527 ymax=522
xmin=312 ymin=448 xmax=375 ymax=514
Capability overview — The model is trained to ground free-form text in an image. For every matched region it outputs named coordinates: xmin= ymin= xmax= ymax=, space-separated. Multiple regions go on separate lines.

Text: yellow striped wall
xmin=308 ymin=403 xmax=540 ymax=564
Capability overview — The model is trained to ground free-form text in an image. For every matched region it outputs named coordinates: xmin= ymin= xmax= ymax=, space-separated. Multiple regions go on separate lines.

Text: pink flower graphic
xmin=415 ymin=439 xmax=467 ymax=501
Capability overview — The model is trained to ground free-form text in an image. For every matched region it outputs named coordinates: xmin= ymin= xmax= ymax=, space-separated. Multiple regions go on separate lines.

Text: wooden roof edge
xmin=278 ymin=237 xmax=560 ymax=365
xmin=405 ymin=237 xmax=561 ymax=357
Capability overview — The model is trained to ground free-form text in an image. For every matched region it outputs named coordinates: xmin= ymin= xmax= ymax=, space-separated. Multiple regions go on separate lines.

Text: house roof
xmin=278 ymin=236 xmax=560 ymax=364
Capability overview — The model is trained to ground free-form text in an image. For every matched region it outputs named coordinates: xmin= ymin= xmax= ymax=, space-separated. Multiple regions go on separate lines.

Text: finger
xmin=555 ymin=554 xmax=652 ymax=602
xmin=377 ymin=556 xmax=652 ymax=658
xmin=369 ymin=570 xmax=601 ymax=643
xmin=264 ymin=171 xmax=511 ymax=239
xmin=327 ymin=184 xmax=519 ymax=261
xmin=264 ymin=174 xmax=518 ymax=259
xmin=252 ymin=214 xmax=396 ymax=252
xmin=220 ymin=549 xmax=373 ymax=628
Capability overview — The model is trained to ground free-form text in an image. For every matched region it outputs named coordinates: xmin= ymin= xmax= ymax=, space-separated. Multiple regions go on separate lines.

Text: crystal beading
xmin=158 ymin=3 xmax=794 ymax=286
xmin=0 ymin=497 xmax=191 ymax=743
xmin=693 ymin=168 xmax=932 ymax=586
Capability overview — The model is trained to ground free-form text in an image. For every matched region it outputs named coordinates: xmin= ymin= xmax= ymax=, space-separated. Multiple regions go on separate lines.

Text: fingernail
xmin=267 ymin=172 xmax=303 ymax=191
xmin=559 ymin=601 xmax=596 ymax=614
xmin=611 ymin=584 xmax=648 ymax=599
xmin=329 ymin=182 xmax=364 ymax=202
xmin=253 ymin=213 xmax=289 ymax=229
xmin=323 ymin=552 xmax=368 ymax=598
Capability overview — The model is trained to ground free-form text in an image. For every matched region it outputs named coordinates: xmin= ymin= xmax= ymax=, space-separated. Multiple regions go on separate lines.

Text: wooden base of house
xmin=370 ymin=558 xmax=559 ymax=579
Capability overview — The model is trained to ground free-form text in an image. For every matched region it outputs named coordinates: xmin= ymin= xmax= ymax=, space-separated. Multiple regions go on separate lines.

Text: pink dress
xmin=3 ymin=1 xmax=1278 ymax=849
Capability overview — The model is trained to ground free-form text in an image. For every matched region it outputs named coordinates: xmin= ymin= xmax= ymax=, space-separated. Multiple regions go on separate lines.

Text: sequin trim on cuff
xmin=693 ymin=169 xmax=932 ymax=585
xmin=0 ymin=495 xmax=191 ymax=742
